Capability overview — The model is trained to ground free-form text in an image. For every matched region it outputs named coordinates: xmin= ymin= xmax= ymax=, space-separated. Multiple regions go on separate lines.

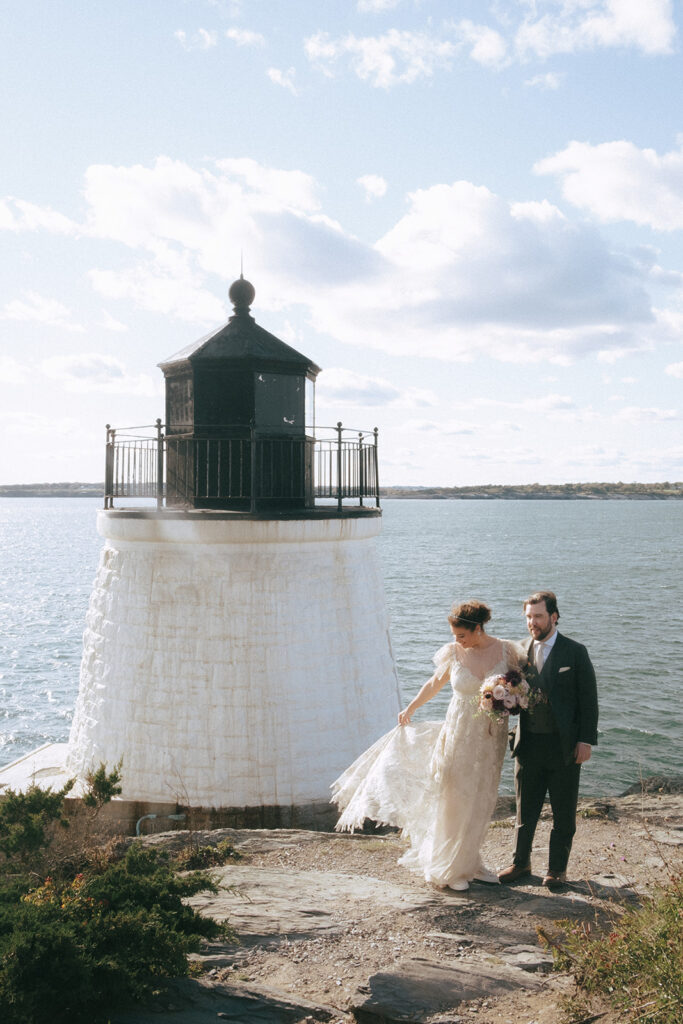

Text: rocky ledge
xmin=112 ymin=784 xmax=683 ymax=1024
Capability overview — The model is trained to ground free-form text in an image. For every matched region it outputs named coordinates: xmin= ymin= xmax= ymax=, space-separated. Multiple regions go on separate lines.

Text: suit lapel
xmin=541 ymin=632 xmax=565 ymax=693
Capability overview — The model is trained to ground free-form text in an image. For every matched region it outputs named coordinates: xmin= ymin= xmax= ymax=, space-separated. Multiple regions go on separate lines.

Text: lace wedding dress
xmin=332 ymin=638 xmax=524 ymax=890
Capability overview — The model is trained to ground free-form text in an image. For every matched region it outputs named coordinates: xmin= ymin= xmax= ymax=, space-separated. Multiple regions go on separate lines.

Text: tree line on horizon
xmin=381 ymin=481 xmax=683 ymax=499
xmin=0 ymin=481 xmax=681 ymax=499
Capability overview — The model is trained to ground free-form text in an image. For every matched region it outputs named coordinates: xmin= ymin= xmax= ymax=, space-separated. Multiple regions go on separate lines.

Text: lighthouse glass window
xmin=254 ymin=373 xmax=305 ymax=433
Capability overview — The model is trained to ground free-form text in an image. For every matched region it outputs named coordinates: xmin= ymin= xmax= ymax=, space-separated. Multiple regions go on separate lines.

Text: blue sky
xmin=1 ymin=0 xmax=682 ymax=486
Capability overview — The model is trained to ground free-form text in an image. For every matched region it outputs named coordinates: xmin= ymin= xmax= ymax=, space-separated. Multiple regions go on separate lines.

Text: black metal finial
xmin=229 ymin=274 xmax=256 ymax=315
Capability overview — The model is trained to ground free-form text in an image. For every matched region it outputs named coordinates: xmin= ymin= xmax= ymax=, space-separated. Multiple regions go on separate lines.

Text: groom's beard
xmin=529 ymin=624 xmax=554 ymax=641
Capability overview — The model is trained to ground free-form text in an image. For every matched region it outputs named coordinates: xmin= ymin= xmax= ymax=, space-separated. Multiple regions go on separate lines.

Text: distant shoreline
xmin=0 ymin=484 xmax=104 ymax=498
xmin=1 ymin=481 xmax=682 ymax=500
xmin=382 ymin=483 xmax=683 ymax=500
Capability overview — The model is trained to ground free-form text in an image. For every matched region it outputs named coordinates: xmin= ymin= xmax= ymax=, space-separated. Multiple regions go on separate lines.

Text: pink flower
xmin=492 ymin=684 xmax=506 ymax=701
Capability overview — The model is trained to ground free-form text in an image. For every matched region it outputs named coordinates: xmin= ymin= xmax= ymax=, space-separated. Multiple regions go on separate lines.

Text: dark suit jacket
xmin=511 ymin=632 xmax=598 ymax=766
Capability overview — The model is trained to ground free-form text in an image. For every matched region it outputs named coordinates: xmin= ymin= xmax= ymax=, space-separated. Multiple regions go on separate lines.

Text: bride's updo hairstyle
xmin=448 ymin=600 xmax=491 ymax=632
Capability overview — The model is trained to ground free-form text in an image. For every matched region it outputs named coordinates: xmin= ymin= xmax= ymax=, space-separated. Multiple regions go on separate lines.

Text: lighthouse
xmin=64 ymin=278 xmax=400 ymax=828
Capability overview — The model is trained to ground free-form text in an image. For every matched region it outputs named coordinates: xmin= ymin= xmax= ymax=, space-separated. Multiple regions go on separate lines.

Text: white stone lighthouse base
xmin=66 ymin=510 xmax=399 ymax=822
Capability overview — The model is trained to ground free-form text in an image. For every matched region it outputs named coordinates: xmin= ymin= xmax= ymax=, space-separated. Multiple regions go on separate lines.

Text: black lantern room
xmin=158 ymin=277 xmax=320 ymax=511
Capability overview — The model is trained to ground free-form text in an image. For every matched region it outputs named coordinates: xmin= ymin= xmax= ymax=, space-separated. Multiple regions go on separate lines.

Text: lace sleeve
xmin=432 ymin=641 xmax=457 ymax=678
xmin=504 ymin=639 xmax=528 ymax=670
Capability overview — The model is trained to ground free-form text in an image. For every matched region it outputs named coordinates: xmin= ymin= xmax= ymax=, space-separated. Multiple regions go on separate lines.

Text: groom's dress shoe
xmin=543 ymin=871 xmax=567 ymax=889
xmin=498 ymin=863 xmax=531 ymax=883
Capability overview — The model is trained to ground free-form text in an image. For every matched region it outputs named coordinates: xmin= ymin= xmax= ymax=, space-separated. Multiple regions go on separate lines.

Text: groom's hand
xmin=574 ymin=742 xmax=592 ymax=764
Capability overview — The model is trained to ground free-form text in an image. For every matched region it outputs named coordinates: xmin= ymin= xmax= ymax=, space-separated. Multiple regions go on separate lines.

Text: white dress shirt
xmin=534 ymin=629 xmax=557 ymax=671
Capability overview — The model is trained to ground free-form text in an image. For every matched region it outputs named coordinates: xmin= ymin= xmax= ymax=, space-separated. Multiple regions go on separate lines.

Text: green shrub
xmin=0 ymin=782 xmax=74 ymax=866
xmin=174 ymin=840 xmax=241 ymax=870
xmin=0 ymin=844 xmax=226 ymax=1024
xmin=81 ymin=759 xmax=123 ymax=812
xmin=0 ymin=769 xmax=234 ymax=1023
xmin=549 ymin=875 xmax=683 ymax=1024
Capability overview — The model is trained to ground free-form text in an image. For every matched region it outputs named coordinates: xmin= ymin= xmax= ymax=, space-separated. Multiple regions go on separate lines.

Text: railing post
xmin=336 ymin=421 xmax=343 ymax=512
xmin=104 ymin=424 xmax=113 ymax=509
xmin=155 ymin=418 xmax=164 ymax=510
xmin=358 ymin=432 xmax=364 ymax=507
xmin=250 ymin=421 xmax=257 ymax=513
xmin=373 ymin=427 xmax=380 ymax=507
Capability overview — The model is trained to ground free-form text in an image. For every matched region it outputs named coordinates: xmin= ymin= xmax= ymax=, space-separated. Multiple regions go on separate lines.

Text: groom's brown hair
xmin=524 ymin=591 xmax=560 ymax=620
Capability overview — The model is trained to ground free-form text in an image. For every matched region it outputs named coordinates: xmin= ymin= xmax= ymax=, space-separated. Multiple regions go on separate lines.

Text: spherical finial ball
xmin=229 ymin=276 xmax=255 ymax=312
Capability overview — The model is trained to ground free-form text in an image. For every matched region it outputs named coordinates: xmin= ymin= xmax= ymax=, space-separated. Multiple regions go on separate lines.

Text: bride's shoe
xmin=474 ymin=867 xmax=500 ymax=885
xmin=447 ymin=879 xmax=469 ymax=891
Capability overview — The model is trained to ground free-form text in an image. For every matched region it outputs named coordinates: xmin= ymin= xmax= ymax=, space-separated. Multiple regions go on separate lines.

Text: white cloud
xmin=524 ymin=71 xmax=563 ymax=90
xmin=305 ymin=4 xmax=675 ymax=89
xmin=515 ymin=0 xmax=676 ymax=59
xmin=89 ymin=248 xmax=225 ymax=325
xmin=9 ymin=157 xmax=668 ymax=367
xmin=665 ymin=362 xmax=683 ymax=379
xmin=174 ymin=28 xmax=218 ymax=51
xmin=357 ymin=0 xmax=400 ymax=11
xmin=40 ymin=353 xmax=158 ymax=396
xmin=304 ymin=29 xmax=456 ymax=88
xmin=456 ymin=20 xmax=508 ymax=69
xmin=215 ymin=158 xmax=320 ymax=211
xmin=226 ymin=27 xmax=265 ymax=47
xmin=616 ymin=405 xmax=679 ymax=423
xmin=0 ymin=355 xmax=28 ymax=384
xmin=361 ymin=181 xmax=653 ymax=361
xmin=357 ymin=174 xmax=388 ymax=201
xmin=0 ymin=411 xmax=82 ymax=438
xmin=2 ymin=291 xmax=84 ymax=331
xmin=99 ymin=311 xmax=128 ymax=333
xmin=536 ymin=140 xmax=683 ymax=230
xmin=0 ymin=197 xmax=80 ymax=235
xmin=406 ymin=419 xmax=476 ymax=435
xmin=462 ymin=393 xmax=581 ymax=419
xmin=316 ymin=368 xmax=436 ymax=408
xmin=267 ymin=66 xmax=298 ymax=95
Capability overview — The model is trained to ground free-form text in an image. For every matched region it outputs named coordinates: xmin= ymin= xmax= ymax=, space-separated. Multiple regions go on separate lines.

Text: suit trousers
xmin=513 ymin=733 xmax=581 ymax=873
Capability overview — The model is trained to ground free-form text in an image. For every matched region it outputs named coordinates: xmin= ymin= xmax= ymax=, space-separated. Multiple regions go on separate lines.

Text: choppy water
xmin=1 ymin=497 xmax=681 ymax=795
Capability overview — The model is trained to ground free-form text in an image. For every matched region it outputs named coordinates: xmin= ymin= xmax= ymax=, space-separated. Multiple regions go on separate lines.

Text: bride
xmin=332 ymin=600 xmax=525 ymax=891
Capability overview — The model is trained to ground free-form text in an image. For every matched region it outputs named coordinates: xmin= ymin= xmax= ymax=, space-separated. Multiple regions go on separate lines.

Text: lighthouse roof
xmin=158 ymin=277 xmax=321 ymax=380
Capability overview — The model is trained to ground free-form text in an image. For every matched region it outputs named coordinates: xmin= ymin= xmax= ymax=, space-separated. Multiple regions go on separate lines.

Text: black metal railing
xmin=104 ymin=421 xmax=379 ymax=512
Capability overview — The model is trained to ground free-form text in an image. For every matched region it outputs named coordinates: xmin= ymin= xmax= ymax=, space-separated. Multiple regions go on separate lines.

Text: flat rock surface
xmin=352 ymin=955 xmax=542 ymax=1023
xmin=189 ymin=864 xmax=437 ymax=940
xmin=118 ymin=790 xmax=682 ymax=1024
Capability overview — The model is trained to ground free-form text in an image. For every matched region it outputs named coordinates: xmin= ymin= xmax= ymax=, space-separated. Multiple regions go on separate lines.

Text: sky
xmin=1 ymin=0 xmax=682 ymax=487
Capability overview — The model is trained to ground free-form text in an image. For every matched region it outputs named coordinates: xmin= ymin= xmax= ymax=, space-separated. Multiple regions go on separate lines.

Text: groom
xmin=499 ymin=591 xmax=598 ymax=889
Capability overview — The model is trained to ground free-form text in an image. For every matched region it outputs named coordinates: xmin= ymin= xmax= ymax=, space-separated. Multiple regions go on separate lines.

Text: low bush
xmin=0 ymin=844 xmax=225 ymax=1024
xmin=173 ymin=840 xmax=241 ymax=870
xmin=547 ymin=875 xmax=683 ymax=1024
xmin=0 ymin=781 xmax=74 ymax=869
xmin=0 ymin=769 xmax=233 ymax=1024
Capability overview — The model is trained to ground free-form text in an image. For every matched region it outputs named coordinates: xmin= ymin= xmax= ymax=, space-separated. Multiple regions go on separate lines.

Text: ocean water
xmin=1 ymin=497 xmax=681 ymax=796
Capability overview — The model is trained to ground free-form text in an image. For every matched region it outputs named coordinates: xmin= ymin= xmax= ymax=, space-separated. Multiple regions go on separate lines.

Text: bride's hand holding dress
xmin=397 ymin=665 xmax=451 ymax=728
